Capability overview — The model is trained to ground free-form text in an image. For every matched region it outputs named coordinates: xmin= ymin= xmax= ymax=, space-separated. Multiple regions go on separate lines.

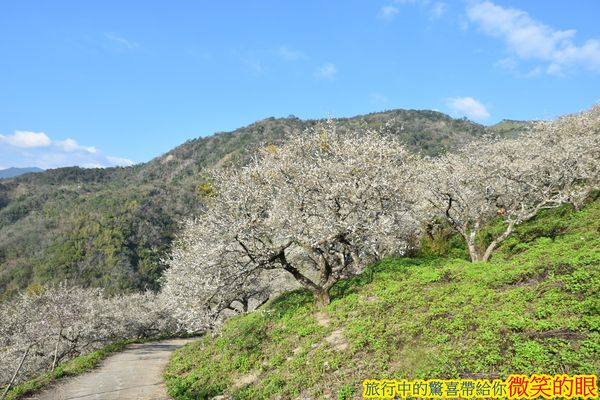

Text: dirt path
xmin=24 ymin=338 xmax=195 ymax=400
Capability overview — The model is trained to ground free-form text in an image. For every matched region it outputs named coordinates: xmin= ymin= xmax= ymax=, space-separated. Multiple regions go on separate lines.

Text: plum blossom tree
xmin=163 ymin=122 xmax=419 ymax=312
xmin=529 ymin=103 xmax=600 ymax=208
xmin=418 ymin=104 xmax=600 ymax=262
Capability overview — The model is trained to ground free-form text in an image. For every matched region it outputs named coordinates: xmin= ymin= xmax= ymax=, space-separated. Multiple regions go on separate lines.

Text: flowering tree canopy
xmin=418 ymin=104 xmax=600 ymax=262
xmin=163 ymin=122 xmax=420 ymax=314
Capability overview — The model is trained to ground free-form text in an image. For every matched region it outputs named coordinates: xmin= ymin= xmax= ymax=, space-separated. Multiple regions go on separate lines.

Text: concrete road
xmin=24 ymin=338 xmax=195 ymax=400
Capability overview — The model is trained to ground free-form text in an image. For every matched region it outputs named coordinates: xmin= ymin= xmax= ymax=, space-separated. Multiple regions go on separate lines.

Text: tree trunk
xmin=482 ymin=221 xmax=515 ymax=262
xmin=279 ymin=253 xmax=334 ymax=309
xmin=465 ymin=234 xmax=481 ymax=262
xmin=313 ymin=288 xmax=331 ymax=309
xmin=481 ymin=244 xmax=497 ymax=262
xmin=51 ymin=328 xmax=62 ymax=371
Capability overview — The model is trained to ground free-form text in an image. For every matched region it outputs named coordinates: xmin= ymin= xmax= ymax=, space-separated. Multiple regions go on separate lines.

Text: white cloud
xmin=446 ymin=97 xmax=490 ymax=120
xmin=0 ymin=131 xmax=52 ymax=148
xmin=466 ymin=1 xmax=600 ymax=75
xmin=378 ymin=5 xmax=399 ymax=20
xmin=105 ymin=32 xmax=139 ymax=49
xmin=56 ymin=138 xmax=97 ymax=154
xmin=0 ymin=130 xmax=134 ymax=169
xmin=277 ymin=46 xmax=307 ymax=61
xmin=315 ymin=63 xmax=337 ymax=79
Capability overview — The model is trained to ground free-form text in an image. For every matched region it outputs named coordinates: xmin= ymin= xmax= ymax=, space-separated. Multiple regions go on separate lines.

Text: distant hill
xmin=0 ymin=110 xmax=530 ymax=300
xmin=0 ymin=167 xmax=43 ymax=179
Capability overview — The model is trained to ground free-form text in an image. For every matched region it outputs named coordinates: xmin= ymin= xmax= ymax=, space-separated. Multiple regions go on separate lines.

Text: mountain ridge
xmin=0 ymin=167 xmax=44 ymax=179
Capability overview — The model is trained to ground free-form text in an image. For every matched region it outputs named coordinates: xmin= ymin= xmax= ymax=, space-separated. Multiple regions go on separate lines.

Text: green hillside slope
xmin=0 ymin=111 xmax=529 ymax=300
xmin=164 ymin=198 xmax=600 ymax=399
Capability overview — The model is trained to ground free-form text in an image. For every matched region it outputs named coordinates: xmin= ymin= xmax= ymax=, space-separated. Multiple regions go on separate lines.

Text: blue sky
xmin=1 ymin=1 xmax=599 ymax=169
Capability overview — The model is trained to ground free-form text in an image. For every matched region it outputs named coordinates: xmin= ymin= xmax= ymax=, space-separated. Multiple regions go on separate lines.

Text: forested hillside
xmin=0 ymin=110 xmax=528 ymax=300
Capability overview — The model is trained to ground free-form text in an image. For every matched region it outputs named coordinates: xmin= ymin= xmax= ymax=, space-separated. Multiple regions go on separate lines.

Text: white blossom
xmin=162 ymin=121 xmax=419 ymax=317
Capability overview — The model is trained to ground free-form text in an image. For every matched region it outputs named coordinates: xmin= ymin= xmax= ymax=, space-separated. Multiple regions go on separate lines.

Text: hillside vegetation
xmin=164 ymin=199 xmax=600 ymax=399
xmin=0 ymin=111 xmax=529 ymax=300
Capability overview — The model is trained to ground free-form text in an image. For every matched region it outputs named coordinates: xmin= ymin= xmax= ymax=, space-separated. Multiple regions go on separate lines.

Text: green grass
xmin=164 ymin=200 xmax=600 ymax=399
